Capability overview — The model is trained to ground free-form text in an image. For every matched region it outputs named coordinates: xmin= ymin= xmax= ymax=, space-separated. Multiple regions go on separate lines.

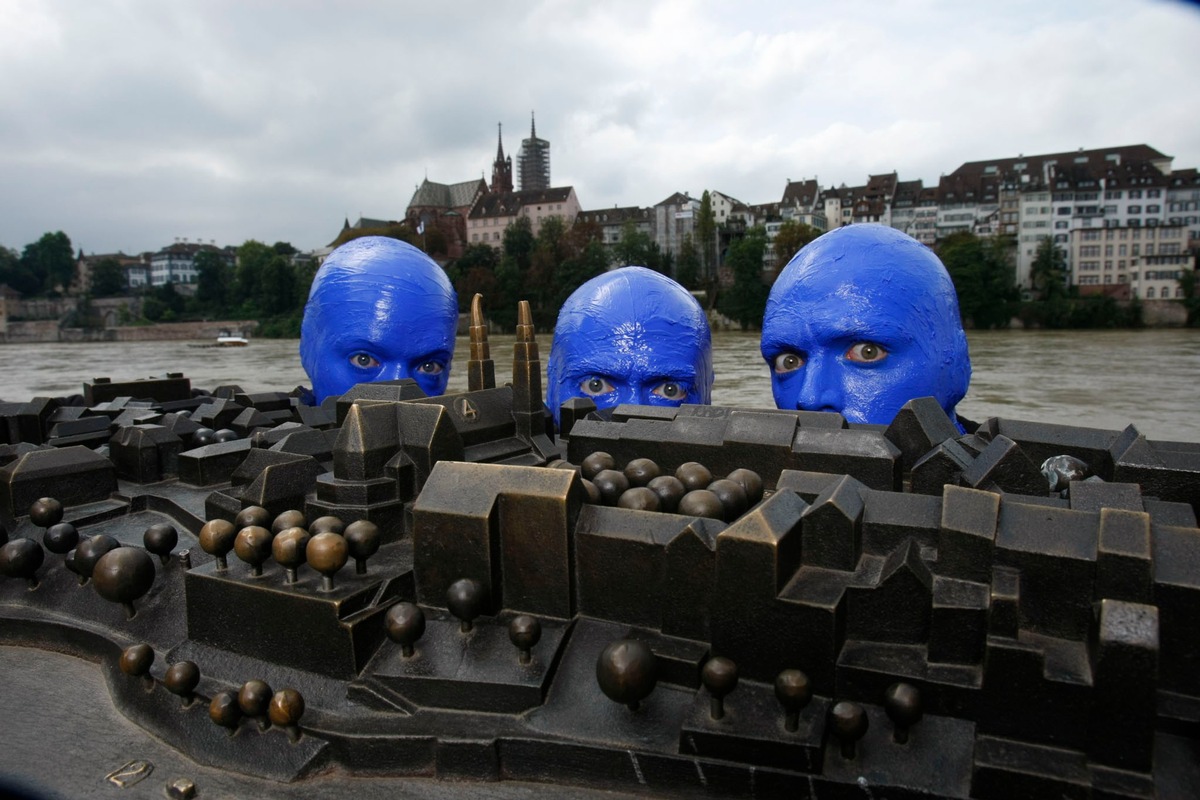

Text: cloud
xmin=1 ymin=0 xmax=1198 ymax=255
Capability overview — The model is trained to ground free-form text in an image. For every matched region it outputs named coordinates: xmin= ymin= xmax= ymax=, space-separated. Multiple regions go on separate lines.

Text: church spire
xmin=491 ymin=122 xmax=513 ymax=194
xmin=530 ymin=111 xmax=536 ymax=139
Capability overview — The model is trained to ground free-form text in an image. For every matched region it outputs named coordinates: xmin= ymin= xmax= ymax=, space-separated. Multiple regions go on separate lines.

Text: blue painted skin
xmin=760 ymin=225 xmax=971 ymax=427
xmin=299 ymin=236 xmax=458 ymax=403
xmin=547 ymin=266 xmax=713 ymax=426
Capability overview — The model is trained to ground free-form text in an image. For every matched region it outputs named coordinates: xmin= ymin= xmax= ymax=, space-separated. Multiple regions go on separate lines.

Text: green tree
xmin=718 ymin=225 xmax=769 ymax=330
xmin=1178 ymin=269 xmax=1200 ymax=327
xmin=1030 ymin=236 xmax=1069 ymax=301
xmin=936 ymin=232 xmax=1016 ymax=329
xmin=611 ymin=222 xmax=657 ymax=270
xmin=194 ymin=249 xmax=232 ymax=314
xmin=490 ymin=217 xmax=536 ymax=330
xmin=555 ymin=238 xmax=608 ymax=311
xmin=772 ymin=220 xmax=821 ymax=267
xmin=675 ymin=234 xmax=701 ymax=289
xmin=21 ymin=231 xmax=75 ymax=294
xmin=0 ymin=245 xmax=38 ymax=295
xmin=90 ymin=258 xmax=127 ymax=297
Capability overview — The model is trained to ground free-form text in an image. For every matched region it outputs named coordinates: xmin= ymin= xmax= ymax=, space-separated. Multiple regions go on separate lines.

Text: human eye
xmin=772 ymin=352 xmax=804 ymax=373
xmin=845 ymin=342 xmax=888 ymax=363
xmin=350 ymin=352 xmax=380 ymax=369
xmin=415 ymin=360 xmax=444 ymax=375
xmin=579 ymin=376 xmax=614 ymax=397
xmin=651 ymin=381 xmax=688 ymax=401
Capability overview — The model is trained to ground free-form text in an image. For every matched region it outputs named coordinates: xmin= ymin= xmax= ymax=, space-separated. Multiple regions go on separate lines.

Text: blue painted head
xmin=547 ymin=266 xmax=713 ymax=425
xmin=760 ymin=225 xmax=970 ymax=426
xmin=299 ymin=236 xmax=458 ymax=403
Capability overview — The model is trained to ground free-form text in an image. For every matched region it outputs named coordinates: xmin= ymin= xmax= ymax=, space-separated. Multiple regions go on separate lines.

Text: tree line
xmin=4 ymin=219 xmax=1181 ymax=338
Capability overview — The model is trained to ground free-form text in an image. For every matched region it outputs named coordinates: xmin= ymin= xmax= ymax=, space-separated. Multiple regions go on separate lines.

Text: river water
xmin=1 ymin=329 xmax=1196 ymax=442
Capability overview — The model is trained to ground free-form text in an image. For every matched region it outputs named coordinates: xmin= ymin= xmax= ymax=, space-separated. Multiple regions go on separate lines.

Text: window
xmin=1147 ymin=205 xmax=1161 ymax=214
xmin=1178 ymin=287 xmax=1186 ymax=298
xmin=1146 ymin=287 xmax=1155 ymax=298
xmin=1147 ymin=189 xmax=1161 ymax=198
xmin=1132 ymin=244 xmax=1140 ymax=256
xmin=1082 ymin=230 xmax=1101 ymax=241
xmin=1128 ymin=205 xmax=1142 ymax=214
xmin=1105 ymin=190 xmax=1123 ymax=200
xmin=1119 ymin=244 xmax=1127 ymax=256
xmin=1129 ymin=189 xmax=1143 ymax=199
xmin=1055 ymin=220 xmax=1069 ymax=229
xmin=1058 ymin=207 xmax=1072 ymax=215
xmin=1145 ymin=245 xmax=1155 ymax=256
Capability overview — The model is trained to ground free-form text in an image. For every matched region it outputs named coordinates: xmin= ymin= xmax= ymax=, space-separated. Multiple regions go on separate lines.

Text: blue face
xmin=760 ymin=225 xmax=970 ymax=426
xmin=547 ymin=267 xmax=713 ymax=425
xmin=299 ymin=236 xmax=458 ymax=403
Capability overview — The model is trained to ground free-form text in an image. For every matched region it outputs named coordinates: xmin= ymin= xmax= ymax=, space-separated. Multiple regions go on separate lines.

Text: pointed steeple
xmin=491 ymin=122 xmax=514 ymax=193
xmin=530 ymin=111 xmax=536 ymax=139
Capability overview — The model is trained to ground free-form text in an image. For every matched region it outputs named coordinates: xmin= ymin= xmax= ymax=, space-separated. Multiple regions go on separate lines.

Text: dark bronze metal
xmin=234 ymin=505 xmax=271 ymax=530
xmin=163 ymin=660 xmax=200 ymax=707
xmin=28 ymin=496 xmax=64 ymax=528
xmin=309 ymin=515 xmax=345 ymax=536
xmin=830 ymin=701 xmax=868 ymax=759
xmin=596 ymin=638 xmax=657 ymax=711
xmin=343 ymin=519 xmax=380 ymax=574
xmin=238 ymin=680 xmax=273 ymax=730
xmin=677 ymin=489 xmax=723 ymax=519
xmin=508 ymin=614 xmax=541 ymax=665
xmin=446 ymin=577 xmax=485 ymax=633
xmin=385 ymin=601 xmax=426 ymax=657
xmin=119 ymin=643 xmax=155 ymax=690
xmin=233 ymin=525 xmax=273 ymax=577
xmin=623 ymin=457 xmax=661 ymax=487
xmin=198 ymin=519 xmax=236 ymax=570
xmin=305 ymin=531 xmax=347 ymax=591
xmin=580 ymin=451 xmax=616 ymax=480
xmin=271 ymin=526 xmax=310 ymax=584
xmin=884 ymin=681 xmax=922 ymax=744
xmin=92 ymin=546 xmax=156 ymax=618
xmin=675 ymin=461 xmax=714 ymax=492
xmin=0 ymin=537 xmax=44 ymax=588
xmin=270 ymin=509 xmax=307 ymax=534
xmin=73 ymin=533 xmax=120 ymax=585
xmin=210 ymin=690 xmax=242 ymax=735
xmin=268 ymin=688 xmax=305 ymax=742
xmin=616 ymin=487 xmax=660 ymax=512
xmin=701 ymin=656 xmax=738 ymax=720
xmin=775 ymin=669 xmax=812 ymax=732
xmin=143 ymin=523 xmax=178 ymax=565
xmin=3 ymin=313 xmax=1200 ymax=798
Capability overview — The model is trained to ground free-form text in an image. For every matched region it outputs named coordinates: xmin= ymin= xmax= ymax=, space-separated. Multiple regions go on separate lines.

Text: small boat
xmin=216 ymin=330 xmax=249 ymax=347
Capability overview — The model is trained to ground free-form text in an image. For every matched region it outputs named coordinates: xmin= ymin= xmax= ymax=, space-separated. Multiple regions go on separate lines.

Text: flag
xmin=417 ymin=221 xmax=425 ymax=235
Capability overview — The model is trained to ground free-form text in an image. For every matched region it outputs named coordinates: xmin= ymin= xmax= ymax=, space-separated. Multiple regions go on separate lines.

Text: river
xmin=1 ymin=329 xmax=1196 ymax=442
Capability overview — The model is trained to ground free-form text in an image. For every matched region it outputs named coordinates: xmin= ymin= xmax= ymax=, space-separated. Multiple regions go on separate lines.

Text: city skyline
xmin=2 ymin=1 xmax=1199 ymax=256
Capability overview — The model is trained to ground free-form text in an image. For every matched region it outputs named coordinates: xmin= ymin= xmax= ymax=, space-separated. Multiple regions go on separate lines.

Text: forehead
xmin=765 ymin=256 xmax=956 ymax=345
xmin=556 ymin=317 xmax=705 ymax=376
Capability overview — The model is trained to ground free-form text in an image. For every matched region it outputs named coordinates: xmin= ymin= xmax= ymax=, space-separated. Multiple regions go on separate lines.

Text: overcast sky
xmin=2 ymin=0 xmax=1199 ymax=257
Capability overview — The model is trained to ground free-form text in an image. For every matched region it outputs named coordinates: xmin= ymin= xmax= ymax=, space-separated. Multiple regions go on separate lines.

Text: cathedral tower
xmin=517 ymin=112 xmax=550 ymax=192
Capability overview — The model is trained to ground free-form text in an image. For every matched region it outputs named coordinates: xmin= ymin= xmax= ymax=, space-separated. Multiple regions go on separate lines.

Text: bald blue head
xmin=547 ymin=266 xmax=713 ymax=425
xmin=760 ymin=225 xmax=970 ymax=426
xmin=300 ymin=236 xmax=458 ymax=403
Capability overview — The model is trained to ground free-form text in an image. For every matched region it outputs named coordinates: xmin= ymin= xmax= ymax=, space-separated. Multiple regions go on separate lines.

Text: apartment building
xmin=1071 ymin=223 xmax=1190 ymax=299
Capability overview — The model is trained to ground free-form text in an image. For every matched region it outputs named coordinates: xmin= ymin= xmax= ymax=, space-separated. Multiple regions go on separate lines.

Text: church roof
xmin=408 ymin=178 xmax=487 ymax=210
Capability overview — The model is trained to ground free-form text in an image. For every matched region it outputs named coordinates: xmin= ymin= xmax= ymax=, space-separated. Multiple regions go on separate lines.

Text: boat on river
xmin=216 ymin=329 xmax=249 ymax=347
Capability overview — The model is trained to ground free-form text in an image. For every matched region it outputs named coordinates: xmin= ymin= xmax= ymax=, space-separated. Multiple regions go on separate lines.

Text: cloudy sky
xmin=2 ymin=0 xmax=1199 ymax=257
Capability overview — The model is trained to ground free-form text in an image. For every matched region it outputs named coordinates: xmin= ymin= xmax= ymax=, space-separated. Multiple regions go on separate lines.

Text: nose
xmin=795 ymin=352 xmax=842 ymax=413
xmin=378 ymin=362 xmax=410 ymax=382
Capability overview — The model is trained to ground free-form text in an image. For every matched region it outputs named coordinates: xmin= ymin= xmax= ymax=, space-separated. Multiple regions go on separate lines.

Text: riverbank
xmin=0 ymin=319 xmax=259 ymax=344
